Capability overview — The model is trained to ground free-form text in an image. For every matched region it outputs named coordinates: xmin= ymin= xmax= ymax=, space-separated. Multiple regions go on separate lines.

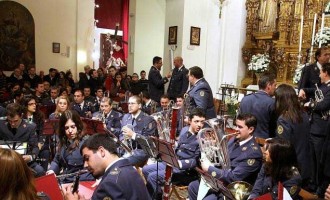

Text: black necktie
xmin=132 ymin=118 xmax=135 ymax=125
xmin=187 ymin=131 xmax=192 ymax=138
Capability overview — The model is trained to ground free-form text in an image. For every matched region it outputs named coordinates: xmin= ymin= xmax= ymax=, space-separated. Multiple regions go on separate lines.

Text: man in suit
xmin=187 ymin=66 xmax=216 ymax=119
xmin=188 ymin=113 xmax=263 ymax=200
xmin=78 ymin=65 xmax=91 ymax=90
xmin=23 ymin=66 xmax=41 ymax=89
xmin=298 ymin=47 xmax=330 ymax=100
xmin=148 ymin=56 xmax=171 ymax=103
xmin=142 ymin=91 xmax=158 ymax=115
xmin=62 ymin=133 xmax=150 ymax=200
xmin=121 ymin=95 xmax=157 ymax=166
xmin=43 ymin=68 xmax=58 ymax=86
xmin=0 ymin=103 xmax=45 ymax=177
xmin=92 ymin=97 xmax=122 ymax=137
xmin=167 ymin=56 xmax=189 ymax=101
xmin=42 ymin=86 xmax=59 ymax=105
xmin=71 ymin=89 xmax=94 ymax=118
xmin=143 ymin=108 xmax=205 ymax=199
xmin=239 ymin=72 xmax=277 ymax=139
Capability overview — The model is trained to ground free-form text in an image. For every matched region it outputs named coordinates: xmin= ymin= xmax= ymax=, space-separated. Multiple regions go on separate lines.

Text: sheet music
xmin=0 ymin=141 xmax=28 ymax=154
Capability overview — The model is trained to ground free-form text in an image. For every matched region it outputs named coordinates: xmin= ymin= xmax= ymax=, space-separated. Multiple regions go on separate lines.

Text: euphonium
xmin=151 ymin=101 xmax=174 ymax=142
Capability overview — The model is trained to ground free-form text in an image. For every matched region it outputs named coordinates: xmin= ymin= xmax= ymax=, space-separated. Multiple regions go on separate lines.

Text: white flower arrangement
xmin=224 ymin=94 xmax=239 ymax=106
xmin=314 ymin=27 xmax=330 ymax=46
xmin=248 ymin=53 xmax=270 ymax=73
xmin=293 ymin=64 xmax=305 ymax=84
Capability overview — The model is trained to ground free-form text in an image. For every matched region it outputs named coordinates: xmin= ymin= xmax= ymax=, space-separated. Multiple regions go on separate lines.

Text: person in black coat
xmin=148 ymin=56 xmax=171 ymax=103
xmin=167 ymin=56 xmax=189 ymax=101
xmin=298 ymin=47 xmax=330 ymax=100
xmin=62 ymin=133 xmax=150 ymax=200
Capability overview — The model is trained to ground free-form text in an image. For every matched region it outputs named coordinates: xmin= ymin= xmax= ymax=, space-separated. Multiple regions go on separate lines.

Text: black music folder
xmin=151 ymin=137 xmax=180 ymax=168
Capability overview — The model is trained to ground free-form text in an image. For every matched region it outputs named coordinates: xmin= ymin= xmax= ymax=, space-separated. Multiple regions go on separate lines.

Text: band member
xmin=239 ymin=72 xmax=277 ymax=138
xmin=0 ymin=103 xmax=45 ymax=177
xmin=142 ymin=108 xmax=205 ymax=199
xmin=188 ymin=113 xmax=263 ymax=200
xmin=187 ymin=66 xmax=216 ymax=119
xmin=121 ymin=95 xmax=157 ymax=166
xmin=46 ymin=110 xmax=94 ymax=183
xmin=167 ymin=56 xmax=189 ymax=101
xmin=303 ymin=63 xmax=330 ymax=193
xmin=274 ymin=84 xmax=312 ymax=189
xmin=71 ymin=89 xmax=94 ymax=118
xmin=142 ymin=90 xmax=158 ymax=115
xmin=62 ymin=133 xmax=151 ymax=200
xmin=92 ymin=97 xmax=122 ymax=137
xmin=249 ymin=138 xmax=302 ymax=199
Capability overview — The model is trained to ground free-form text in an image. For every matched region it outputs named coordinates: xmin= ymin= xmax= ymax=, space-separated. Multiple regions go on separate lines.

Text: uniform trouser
xmin=28 ymin=162 xmax=45 ymax=177
xmin=188 ymin=179 xmax=223 ymax=200
xmin=125 ymin=149 xmax=149 ymax=166
xmin=310 ymin=134 xmax=326 ymax=186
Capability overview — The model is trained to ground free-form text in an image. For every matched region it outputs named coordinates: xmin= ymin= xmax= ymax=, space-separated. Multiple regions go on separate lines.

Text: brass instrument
xmin=56 ymin=169 xmax=88 ymax=179
xmin=314 ymin=83 xmax=330 ymax=120
xmin=151 ymin=100 xmax=174 ymax=142
xmin=197 ymin=118 xmax=253 ymax=200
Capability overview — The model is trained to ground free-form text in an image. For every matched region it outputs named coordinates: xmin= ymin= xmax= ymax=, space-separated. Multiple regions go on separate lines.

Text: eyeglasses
xmin=127 ymin=102 xmax=138 ymax=105
xmin=28 ymin=102 xmax=37 ymax=106
xmin=65 ymin=125 xmax=76 ymax=130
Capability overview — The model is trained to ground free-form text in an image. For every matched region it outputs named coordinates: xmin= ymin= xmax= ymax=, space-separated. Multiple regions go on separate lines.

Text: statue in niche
xmin=258 ymin=0 xmax=278 ymax=33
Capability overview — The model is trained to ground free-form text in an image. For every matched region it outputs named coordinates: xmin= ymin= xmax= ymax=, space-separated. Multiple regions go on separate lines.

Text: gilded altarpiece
xmin=242 ymin=0 xmax=330 ymax=87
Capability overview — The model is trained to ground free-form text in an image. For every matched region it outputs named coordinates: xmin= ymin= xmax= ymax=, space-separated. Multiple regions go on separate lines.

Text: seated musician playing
xmin=188 ymin=113 xmax=263 ymax=200
xmin=92 ymin=97 xmax=122 ymax=137
xmin=120 ymin=95 xmax=157 ymax=166
xmin=142 ymin=108 xmax=205 ymax=199
xmin=0 ymin=103 xmax=45 ymax=177
xmin=46 ymin=110 xmax=94 ymax=183
xmin=62 ymin=133 xmax=150 ymax=200
xmin=248 ymin=138 xmax=302 ymax=199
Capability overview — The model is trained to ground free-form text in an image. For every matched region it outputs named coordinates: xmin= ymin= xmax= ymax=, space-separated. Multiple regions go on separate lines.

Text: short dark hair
xmin=6 ymin=103 xmax=23 ymax=118
xmin=153 ymin=56 xmax=162 ymax=65
xmin=140 ymin=70 xmax=146 ymax=75
xmin=80 ymin=133 xmax=118 ymax=155
xmin=142 ymin=91 xmax=150 ymax=99
xmin=236 ymin=113 xmax=257 ymax=130
xmin=258 ymin=72 xmax=276 ymax=90
xmin=160 ymin=94 xmax=170 ymax=100
xmin=189 ymin=108 xmax=206 ymax=120
xmin=315 ymin=47 xmax=328 ymax=61
xmin=321 ymin=63 xmax=330 ymax=75
xmin=189 ymin=66 xmax=204 ymax=79
xmin=89 ymin=69 xmax=96 ymax=76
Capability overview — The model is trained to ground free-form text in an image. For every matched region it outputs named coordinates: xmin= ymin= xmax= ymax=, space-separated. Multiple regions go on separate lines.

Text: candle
xmin=310 ymin=13 xmax=317 ymax=62
xmin=299 ymin=15 xmax=304 ymax=53
xmin=319 ymin=13 xmax=325 ymax=48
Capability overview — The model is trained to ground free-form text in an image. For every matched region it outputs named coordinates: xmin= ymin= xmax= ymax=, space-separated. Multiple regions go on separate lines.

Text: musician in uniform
xmin=239 ymin=72 xmax=277 ymax=139
xmin=46 ymin=110 xmax=94 ymax=183
xmin=142 ymin=90 xmax=158 ymax=115
xmin=92 ymin=97 xmax=122 ymax=137
xmin=62 ymin=133 xmax=150 ymax=200
xmin=188 ymin=113 xmax=263 ymax=200
xmin=71 ymin=89 xmax=94 ymax=118
xmin=298 ymin=47 xmax=330 ymax=100
xmin=142 ymin=108 xmax=205 ymax=199
xmin=0 ymin=103 xmax=45 ymax=177
xmin=303 ymin=62 xmax=330 ymax=196
xmin=249 ymin=138 xmax=302 ymax=199
xmin=167 ymin=56 xmax=189 ymax=101
xmin=121 ymin=95 xmax=157 ymax=165
xmin=187 ymin=66 xmax=216 ymax=119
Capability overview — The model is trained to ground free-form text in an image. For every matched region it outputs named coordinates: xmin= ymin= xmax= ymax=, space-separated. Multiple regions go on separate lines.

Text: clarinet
xmin=163 ymin=105 xmax=179 ymax=200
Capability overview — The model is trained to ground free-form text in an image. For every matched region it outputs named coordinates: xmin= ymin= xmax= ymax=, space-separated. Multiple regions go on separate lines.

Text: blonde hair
xmin=54 ymin=95 xmax=70 ymax=118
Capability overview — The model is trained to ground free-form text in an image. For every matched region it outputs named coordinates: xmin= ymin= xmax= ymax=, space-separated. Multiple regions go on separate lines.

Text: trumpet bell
xmin=227 ymin=181 xmax=253 ymax=200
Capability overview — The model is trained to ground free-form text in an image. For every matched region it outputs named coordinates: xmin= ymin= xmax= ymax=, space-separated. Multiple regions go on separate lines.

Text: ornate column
xmin=277 ymin=0 xmax=295 ymax=45
xmin=244 ymin=0 xmax=260 ymax=48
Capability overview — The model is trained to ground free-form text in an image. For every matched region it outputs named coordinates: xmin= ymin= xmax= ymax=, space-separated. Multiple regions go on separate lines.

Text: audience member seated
xmin=42 ymin=86 xmax=59 ymax=106
xmin=34 ymin=81 xmax=49 ymax=105
xmin=71 ymin=89 xmax=94 ymax=118
xmin=46 ymin=110 xmax=94 ymax=183
xmin=49 ymin=96 xmax=70 ymax=119
xmin=110 ymin=72 xmax=129 ymax=103
xmin=130 ymin=73 xmax=145 ymax=95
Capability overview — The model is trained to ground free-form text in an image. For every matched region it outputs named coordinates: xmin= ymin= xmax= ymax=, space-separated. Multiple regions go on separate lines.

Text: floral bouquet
xmin=314 ymin=27 xmax=330 ymax=46
xmin=248 ymin=53 xmax=270 ymax=73
xmin=224 ymin=93 xmax=239 ymax=116
xmin=292 ymin=64 xmax=305 ymax=84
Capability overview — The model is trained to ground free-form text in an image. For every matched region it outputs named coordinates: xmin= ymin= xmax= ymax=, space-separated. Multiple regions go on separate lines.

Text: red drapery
xmin=94 ymin=0 xmax=129 ymax=61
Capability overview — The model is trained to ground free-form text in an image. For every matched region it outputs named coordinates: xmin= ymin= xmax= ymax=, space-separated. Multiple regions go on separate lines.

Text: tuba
xmin=197 ymin=117 xmax=252 ymax=200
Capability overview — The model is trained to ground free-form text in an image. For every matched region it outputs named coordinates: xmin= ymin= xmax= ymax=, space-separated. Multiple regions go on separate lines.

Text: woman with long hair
xmin=0 ymin=148 xmax=39 ymax=200
xmin=274 ymin=84 xmax=312 ymax=188
xmin=46 ymin=110 xmax=94 ymax=183
xmin=22 ymin=96 xmax=49 ymax=171
xmin=49 ymin=95 xmax=70 ymax=119
xmin=249 ymin=138 xmax=302 ymax=199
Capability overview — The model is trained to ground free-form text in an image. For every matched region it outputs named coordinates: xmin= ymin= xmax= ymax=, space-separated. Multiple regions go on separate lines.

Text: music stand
xmin=151 ymin=137 xmax=179 ymax=168
xmin=82 ymin=118 xmax=106 ymax=135
xmin=195 ymin=167 xmax=235 ymax=200
xmin=136 ymin=136 xmax=158 ymax=159
xmin=0 ymin=140 xmax=28 ymax=155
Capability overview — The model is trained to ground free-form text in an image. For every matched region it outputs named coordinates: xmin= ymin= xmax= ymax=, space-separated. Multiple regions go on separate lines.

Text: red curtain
xmin=95 ymin=0 xmax=129 ymax=62
xmin=122 ymin=0 xmax=129 ymax=60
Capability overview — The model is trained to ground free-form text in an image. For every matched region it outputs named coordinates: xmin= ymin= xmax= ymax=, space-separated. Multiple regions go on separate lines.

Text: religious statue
xmin=258 ymin=0 xmax=278 ymax=32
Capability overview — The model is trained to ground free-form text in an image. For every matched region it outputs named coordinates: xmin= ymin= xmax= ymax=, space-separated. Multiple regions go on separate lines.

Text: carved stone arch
xmin=0 ymin=1 xmax=35 ymax=71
